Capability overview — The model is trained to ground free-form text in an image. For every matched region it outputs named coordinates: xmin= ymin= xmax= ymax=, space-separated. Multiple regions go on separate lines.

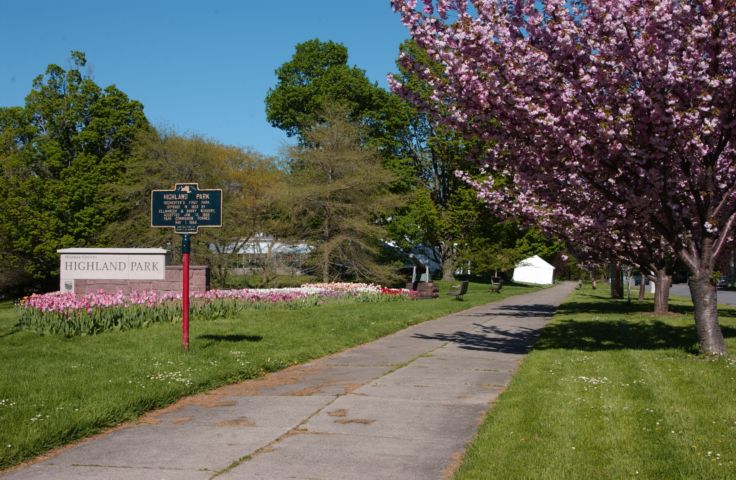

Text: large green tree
xmin=265 ymin=39 xmax=409 ymax=156
xmin=283 ymin=107 xmax=401 ymax=284
xmin=0 ymin=52 xmax=149 ymax=290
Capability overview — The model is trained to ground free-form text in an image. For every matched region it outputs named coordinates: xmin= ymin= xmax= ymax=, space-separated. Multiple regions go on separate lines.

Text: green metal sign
xmin=151 ymin=183 xmax=222 ymax=234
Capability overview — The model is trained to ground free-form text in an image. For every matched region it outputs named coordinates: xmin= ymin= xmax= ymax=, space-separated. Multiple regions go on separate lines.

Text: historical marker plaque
xmin=151 ymin=183 xmax=222 ymax=351
xmin=151 ymin=183 xmax=222 ymax=234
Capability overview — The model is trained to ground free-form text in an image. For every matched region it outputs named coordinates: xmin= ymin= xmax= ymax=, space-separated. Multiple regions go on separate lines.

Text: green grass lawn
xmin=456 ymin=287 xmax=736 ymax=480
xmin=0 ymin=280 xmax=540 ymax=470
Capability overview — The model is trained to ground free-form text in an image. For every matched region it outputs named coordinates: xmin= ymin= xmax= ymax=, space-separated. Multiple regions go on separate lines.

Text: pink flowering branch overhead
xmin=391 ymin=0 xmax=736 ymax=354
xmin=460 ymin=167 xmax=675 ymax=268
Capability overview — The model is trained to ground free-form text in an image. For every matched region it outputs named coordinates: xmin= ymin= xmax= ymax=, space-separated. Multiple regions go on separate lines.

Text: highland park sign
xmin=58 ymin=248 xmax=166 ymax=292
xmin=151 ymin=183 xmax=222 ymax=234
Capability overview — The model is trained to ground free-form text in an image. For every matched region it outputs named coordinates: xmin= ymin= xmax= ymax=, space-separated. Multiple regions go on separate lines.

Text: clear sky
xmin=0 ymin=1 xmax=409 ymax=157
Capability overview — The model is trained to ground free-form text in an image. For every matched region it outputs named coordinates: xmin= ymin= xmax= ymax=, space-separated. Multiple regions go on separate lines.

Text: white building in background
xmin=512 ymin=255 xmax=555 ymax=285
xmin=211 ymin=234 xmax=312 ymax=275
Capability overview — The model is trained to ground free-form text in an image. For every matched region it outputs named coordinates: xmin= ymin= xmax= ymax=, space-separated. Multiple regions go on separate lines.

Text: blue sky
xmin=0 ymin=1 xmax=409 ymax=157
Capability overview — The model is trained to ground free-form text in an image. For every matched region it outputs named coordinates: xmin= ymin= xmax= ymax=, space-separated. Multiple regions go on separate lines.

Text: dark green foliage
xmin=284 ymin=107 xmax=403 ymax=284
xmin=0 ymin=52 xmax=149 ymax=289
xmin=385 ymin=42 xmax=500 ymax=279
xmin=456 ymin=190 xmax=563 ymax=278
xmin=386 ymin=41 xmax=562 ymax=279
xmin=265 ymin=38 xmax=406 ymax=149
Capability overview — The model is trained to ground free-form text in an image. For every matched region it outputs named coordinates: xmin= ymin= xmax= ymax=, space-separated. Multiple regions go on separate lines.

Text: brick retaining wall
xmin=74 ymin=266 xmax=210 ymax=295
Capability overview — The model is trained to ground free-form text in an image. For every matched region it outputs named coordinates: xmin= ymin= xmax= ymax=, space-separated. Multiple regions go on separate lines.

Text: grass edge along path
xmin=455 ymin=287 xmax=736 ymax=480
xmin=0 ymin=281 xmax=541 ymax=471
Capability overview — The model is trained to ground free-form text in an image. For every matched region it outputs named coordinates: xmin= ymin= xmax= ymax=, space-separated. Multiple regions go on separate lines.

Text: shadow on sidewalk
xmin=413 ymin=323 xmax=541 ymax=354
xmin=456 ymin=303 xmax=556 ymax=318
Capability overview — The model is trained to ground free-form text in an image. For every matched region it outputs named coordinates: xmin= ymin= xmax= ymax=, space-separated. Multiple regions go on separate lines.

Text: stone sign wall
xmin=73 ymin=266 xmax=210 ymax=295
xmin=58 ymin=248 xmax=209 ymax=294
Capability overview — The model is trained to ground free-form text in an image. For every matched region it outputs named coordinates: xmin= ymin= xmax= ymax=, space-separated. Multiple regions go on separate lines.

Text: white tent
xmin=512 ymin=255 xmax=555 ymax=285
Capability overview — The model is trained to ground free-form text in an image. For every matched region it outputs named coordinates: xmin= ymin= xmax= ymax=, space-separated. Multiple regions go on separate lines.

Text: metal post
xmin=165 ymin=239 xmax=172 ymax=266
xmin=181 ymin=234 xmax=190 ymax=352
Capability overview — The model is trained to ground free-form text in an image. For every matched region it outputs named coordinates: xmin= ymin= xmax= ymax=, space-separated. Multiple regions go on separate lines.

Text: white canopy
xmin=512 ymin=255 xmax=555 ymax=285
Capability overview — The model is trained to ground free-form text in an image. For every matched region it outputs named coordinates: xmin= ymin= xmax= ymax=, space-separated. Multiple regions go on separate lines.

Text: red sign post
xmin=150 ymin=184 xmax=222 ymax=351
xmin=181 ymin=234 xmax=191 ymax=351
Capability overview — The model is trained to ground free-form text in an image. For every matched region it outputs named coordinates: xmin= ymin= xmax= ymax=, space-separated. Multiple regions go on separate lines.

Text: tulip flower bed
xmin=18 ymin=283 xmax=412 ymax=336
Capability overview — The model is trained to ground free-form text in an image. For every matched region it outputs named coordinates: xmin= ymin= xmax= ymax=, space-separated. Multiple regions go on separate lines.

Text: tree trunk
xmin=638 ymin=275 xmax=646 ymax=301
xmin=322 ymin=250 xmax=330 ymax=283
xmin=441 ymin=259 xmax=456 ymax=281
xmin=440 ymin=241 xmax=456 ymax=281
xmin=322 ymin=207 xmax=330 ymax=283
xmin=653 ymin=268 xmax=671 ymax=314
xmin=688 ymin=275 xmax=726 ymax=355
xmin=610 ymin=262 xmax=624 ymax=299
xmin=589 ymin=271 xmax=597 ymax=289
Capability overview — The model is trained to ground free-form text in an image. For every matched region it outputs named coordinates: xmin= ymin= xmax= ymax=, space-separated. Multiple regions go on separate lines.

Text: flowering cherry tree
xmin=391 ymin=0 xmax=736 ymax=354
xmin=463 ymin=168 xmax=677 ymax=310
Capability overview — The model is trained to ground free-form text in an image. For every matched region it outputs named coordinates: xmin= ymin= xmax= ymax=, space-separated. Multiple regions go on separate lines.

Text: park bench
xmin=448 ymin=281 xmax=469 ymax=300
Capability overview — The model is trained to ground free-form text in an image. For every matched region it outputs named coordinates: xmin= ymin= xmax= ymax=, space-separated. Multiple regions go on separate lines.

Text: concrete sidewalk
xmin=2 ymin=282 xmax=576 ymax=480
